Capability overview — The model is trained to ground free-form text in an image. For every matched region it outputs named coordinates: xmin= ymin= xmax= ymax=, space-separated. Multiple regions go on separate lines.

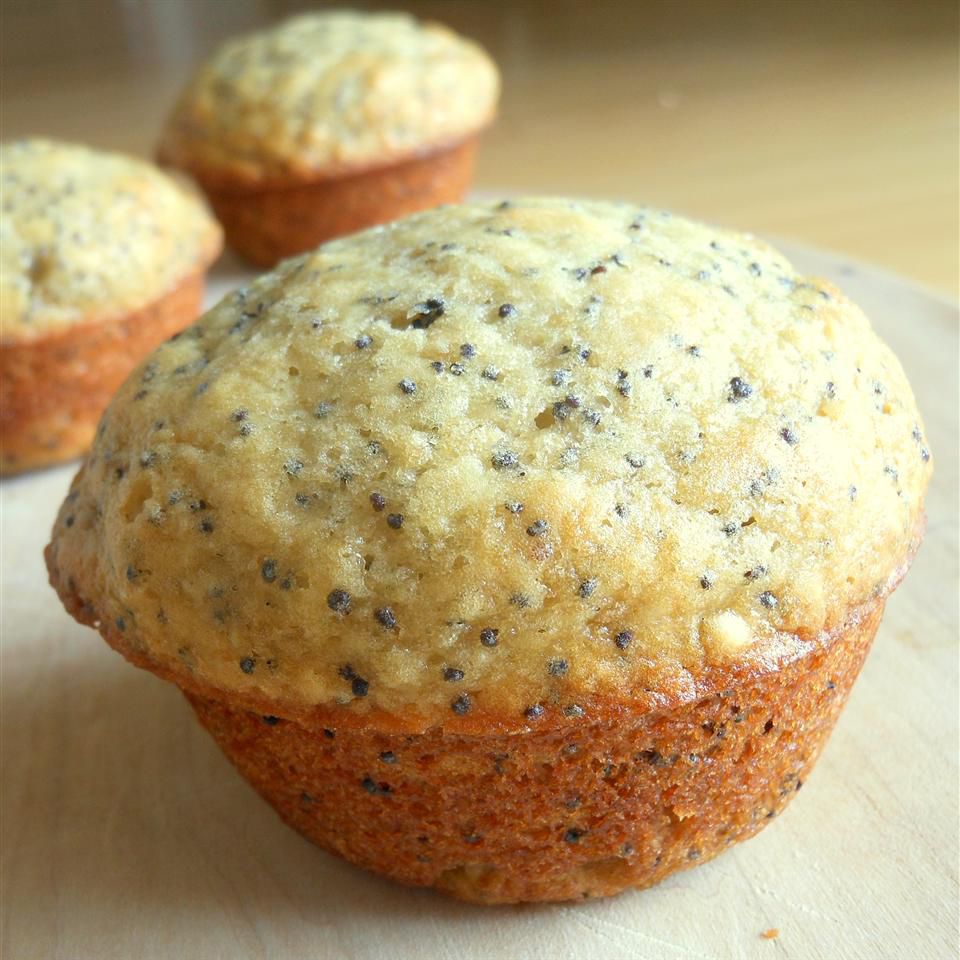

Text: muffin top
xmin=1 ymin=139 xmax=221 ymax=342
xmin=47 ymin=199 xmax=931 ymax=730
xmin=157 ymin=11 xmax=500 ymax=184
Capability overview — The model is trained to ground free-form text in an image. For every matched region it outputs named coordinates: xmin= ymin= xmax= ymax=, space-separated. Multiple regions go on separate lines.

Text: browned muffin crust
xmin=193 ymin=138 xmax=478 ymax=267
xmin=1 ymin=273 xmax=206 ymax=475
xmin=184 ymin=600 xmax=880 ymax=904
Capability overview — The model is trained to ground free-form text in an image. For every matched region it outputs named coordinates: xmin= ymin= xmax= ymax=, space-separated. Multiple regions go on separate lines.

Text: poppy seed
xmin=498 ymin=303 xmax=517 ymax=319
xmin=239 ymin=657 xmax=255 ymax=674
xmin=526 ymin=519 xmax=548 ymax=537
xmin=578 ymin=579 xmax=598 ymax=598
xmin=360 ymin=776 xmax=389 ymax=794
xmin=409 ymin=298 xmax=445 ymax=328
xmin=355 ymin=335 xmax=373 ymax=349
xmin=370 ymin=492 xmax=386 ymax=511
xmin=729 ymin=377 xmax=753 ymax=401
xmin=758 ymin=591 xmax=778 ymax=609
xmin=480 ymin=628 xmax=499 ymax=647
xmin=261 ymin=560 xmax=277 ymax=583
xmin=460 ymin=343 xmax=477 ymax=358
xmin=386 ymin=513 xmax=404 ymax=529
xmin=548 ymin=658 xmax=569 ymax=677
xmin=443 ymin=667 xmax=465 ymax=682
xmin=615 ymin=630 xmax=633 ymax=650
xmin=491 ymin=450 xmax=519 ymax=470
xmin=398 ymin=378 xmax=417 ymax=395
xmin=327 ymin=589 xmax=351 ymax=613
xmin=451 ymin=694 xmax=471 ymax=715
xmin=375 ymin=607 xmax=397 ymax=629
xmin=780 ymin=427 xmax=799 ymax=445
xmin=525 ymin=704 xmax=545 ymax=720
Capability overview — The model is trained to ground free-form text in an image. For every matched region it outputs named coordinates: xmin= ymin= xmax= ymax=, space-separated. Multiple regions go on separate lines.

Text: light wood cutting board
xmin=2 ymin=241 xmax=957 ymax=960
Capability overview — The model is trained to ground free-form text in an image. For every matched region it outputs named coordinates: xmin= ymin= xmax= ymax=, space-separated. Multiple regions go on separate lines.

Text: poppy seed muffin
xmin=1 ymin=139 xmax=222 ymax=475
xmin=157 ymin=11 xmax=499 ymax=266
xmin=46 ymin=198 xmax=930 ymax=903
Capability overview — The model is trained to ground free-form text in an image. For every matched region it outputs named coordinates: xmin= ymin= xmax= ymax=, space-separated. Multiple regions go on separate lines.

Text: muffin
xmin=1 ymin=139 xmax=222 ymax=475
xmin=45 ymin=199 xmax=931 ymax=903
xmin=157 ymin=11 xmax=499 ymax=266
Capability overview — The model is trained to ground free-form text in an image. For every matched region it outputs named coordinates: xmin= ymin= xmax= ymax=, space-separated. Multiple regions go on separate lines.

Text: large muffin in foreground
xmin=157 ymin=11 xmax=499 ymax=266
xmin=1 ymin=139 xmax=222 ymax=475
xmin=46 ymin=199 xmax=931 ymax=903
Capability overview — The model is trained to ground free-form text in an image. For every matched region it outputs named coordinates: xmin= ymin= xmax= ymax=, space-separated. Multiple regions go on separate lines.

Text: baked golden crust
xmin=42 ymin=199 xmax=931 ymax=726
xmin=1 ymin=273 xmax=206 ymax=475
xmin=171 ymin=595 xmax=887 ymax=902
xmin=198 ymin=137 xmax=478 ymax=267
xmin=1 ymin=139 xmax=221 ymax=340
xmin=157 ymin=12 xmax=499 ymax=185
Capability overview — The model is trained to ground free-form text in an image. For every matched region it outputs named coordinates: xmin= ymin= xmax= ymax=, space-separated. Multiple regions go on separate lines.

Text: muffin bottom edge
xmin=182 ymin=599 xmax=883 ymax=904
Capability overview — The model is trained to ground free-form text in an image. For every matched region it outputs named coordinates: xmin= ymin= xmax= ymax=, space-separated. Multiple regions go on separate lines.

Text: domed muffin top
xmin=1 ymin=139 xmax=221 ymax=342
xmin=47 ymin=199 xmax=930 ymax=730
xmin=158 ymin=11 xmax=500 ymax=184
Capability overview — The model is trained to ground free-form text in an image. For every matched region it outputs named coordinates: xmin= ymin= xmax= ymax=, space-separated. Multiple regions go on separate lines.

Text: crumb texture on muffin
xmin=46 ymin=199 xmax=931 ymax=724
xmin=0 ymin=139 xmax=221 ymax=341
xmin=157 ymin=11 xmax=499 ymax=183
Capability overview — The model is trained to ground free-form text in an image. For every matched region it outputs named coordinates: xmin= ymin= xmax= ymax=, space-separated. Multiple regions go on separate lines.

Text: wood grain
xmin=1 ymin=245 xmax=956 ymax=959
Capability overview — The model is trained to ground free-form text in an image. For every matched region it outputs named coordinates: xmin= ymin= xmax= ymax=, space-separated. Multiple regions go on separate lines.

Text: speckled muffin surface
xmin=45 ymin=198 xmax=931 ymax=731
xmin=1 ymin=139 xmax=221 ymax=341
xmin=157 ymin=11 xmax=500 ymax=185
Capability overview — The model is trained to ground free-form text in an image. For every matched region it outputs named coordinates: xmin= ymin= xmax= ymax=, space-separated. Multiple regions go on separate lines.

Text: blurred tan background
xmin=3 ymin=0 xmax=958 ymax=295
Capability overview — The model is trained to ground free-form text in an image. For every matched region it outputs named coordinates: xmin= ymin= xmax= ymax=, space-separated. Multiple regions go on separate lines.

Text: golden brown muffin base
xmin=1 ymin=273 xmax=207 ymax=476
xmin=178 ymin=601 xmax=882 ymax=904
xmin=195 ymin=138 xmax=478 ymax=267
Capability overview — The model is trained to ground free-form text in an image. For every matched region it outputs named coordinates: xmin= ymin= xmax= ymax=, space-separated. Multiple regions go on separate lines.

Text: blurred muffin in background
xmin=0 ymin=138 xmax=221 ymax=475
xmin=157 ymin=10 xmax=500 ymax=266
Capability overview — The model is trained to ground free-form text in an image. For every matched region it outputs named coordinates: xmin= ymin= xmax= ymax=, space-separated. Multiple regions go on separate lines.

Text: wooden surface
xmin=1 ymin=0 xmax=958 ymax=296
xmin=2 ymin=244 xmax=957 ymax=960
